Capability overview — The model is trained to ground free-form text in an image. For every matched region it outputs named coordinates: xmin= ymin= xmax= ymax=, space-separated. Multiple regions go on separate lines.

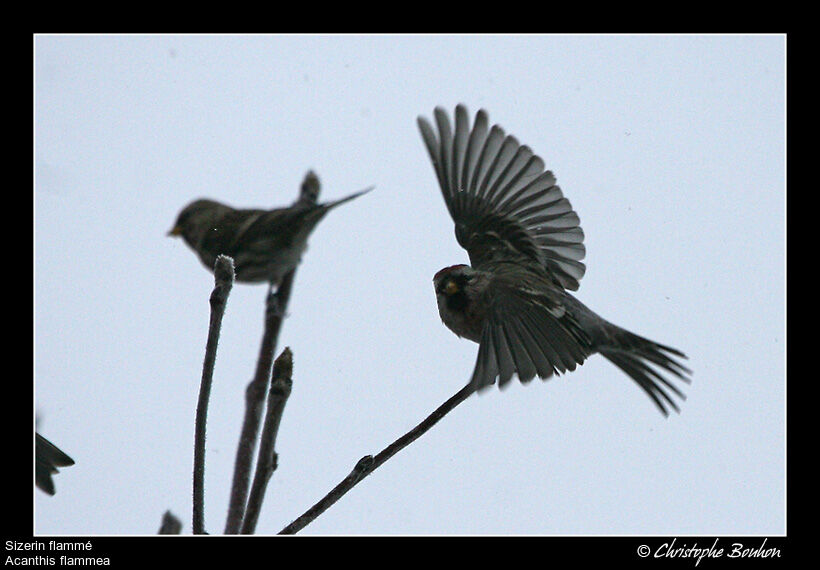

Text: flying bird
xmin=36 ymin=433 xmax=74 ymax=495
xmin=418 ymin=105 xmax=690 ymax=415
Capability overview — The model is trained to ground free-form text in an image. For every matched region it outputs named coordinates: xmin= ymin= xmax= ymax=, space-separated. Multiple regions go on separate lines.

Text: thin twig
xmin=278 ymin=383 xmax=476 ymax=534
xmin=241 ymin=347 xmax=294 ymax=534
xmin=193 ymin=255 xmax=235 ymax=535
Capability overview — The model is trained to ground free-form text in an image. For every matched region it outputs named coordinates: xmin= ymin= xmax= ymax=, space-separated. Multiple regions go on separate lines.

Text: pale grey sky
xmin=35 ymin=34 xmax=784 ymax=535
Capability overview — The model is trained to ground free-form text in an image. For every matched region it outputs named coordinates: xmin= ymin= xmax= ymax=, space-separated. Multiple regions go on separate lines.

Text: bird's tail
xmin=291 ymin=171 xmax=373 ymax=212
xmin=597 ymin=324 xmax=691 ymax=416
xmin=323 ymin=186 xmax=374 ymax=210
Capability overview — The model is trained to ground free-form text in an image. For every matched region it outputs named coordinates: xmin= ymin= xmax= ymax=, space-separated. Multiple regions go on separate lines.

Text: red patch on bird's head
xmin=433 ymin=264 xmax=468 ymax=281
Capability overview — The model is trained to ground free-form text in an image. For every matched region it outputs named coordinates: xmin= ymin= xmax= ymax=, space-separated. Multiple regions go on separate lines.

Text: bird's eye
xmin=444 ymin=280 xmax=459 ymax=295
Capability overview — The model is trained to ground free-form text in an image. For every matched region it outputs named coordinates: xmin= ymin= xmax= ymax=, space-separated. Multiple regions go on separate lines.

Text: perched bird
xmin=36 ymin=433 xmax=74 ymax=495
xmin=418 ymin=105 xmax=691 ymax=415
xmin=169 ymin=172 xmax=371 ymax=285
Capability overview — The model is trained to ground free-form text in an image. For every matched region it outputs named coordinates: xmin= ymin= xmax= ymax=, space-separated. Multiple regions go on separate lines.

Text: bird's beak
xmin=167 ymin=226 xmax=182 ymax=237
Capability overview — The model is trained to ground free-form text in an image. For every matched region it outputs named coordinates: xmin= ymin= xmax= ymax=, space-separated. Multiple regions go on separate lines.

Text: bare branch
xmin=193 ymin=255 xmax=234 ymax=535
xmin=224 ymin=172 xmax=318 ymax=534
xmin=241 ymin=347 xmax=294 ymax=534
xmin=158 ymin=510 xmax=183 ymax=534
xmin=279 ymin=383 xmax=476 ymax=534
xmin=224 ymin=270 xmax=296 ymax=533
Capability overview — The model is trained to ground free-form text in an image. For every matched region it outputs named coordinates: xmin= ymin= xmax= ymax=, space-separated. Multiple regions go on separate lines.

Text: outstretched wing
xmin=36 ymin=433 xmax=74 ymax=495
xmin=418 ymin=104 xmax=586 ymax=290
xmin=470 ymin=284 xmax=592 ymax=390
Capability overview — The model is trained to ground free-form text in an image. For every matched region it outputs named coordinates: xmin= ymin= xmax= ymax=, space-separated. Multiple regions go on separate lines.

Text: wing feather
xmin=464 ymin=109 xmax=489 ymax=194
xmin=417 ymin=118 xmax=449 ymax=208
xmin=471 ymin=125 xmax=506 ymax=196
xmin=418 ymin=105 xmax=586 ymax=290
xmin=434 ymin=109 xmax=455 ymax=203
xmin=470 ymin=325 xmax=496 ymax=390
xmin=467 ymin=286 xmax=591 ymax=390
xmin=499 ymin=321 xmax=537 ymax=385
xmin=480 ymin=135 xmax=520 ymax=205
xmin=491 ymin=323 xmax=517 ymax=387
